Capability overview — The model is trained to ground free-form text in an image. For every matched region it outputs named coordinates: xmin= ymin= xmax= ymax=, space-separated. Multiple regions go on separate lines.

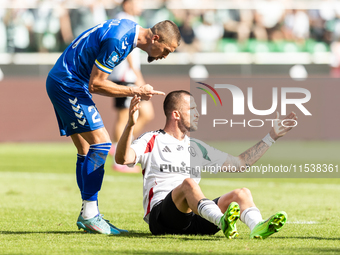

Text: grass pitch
xmin=0 ymin=142 xmax=339 ymax=255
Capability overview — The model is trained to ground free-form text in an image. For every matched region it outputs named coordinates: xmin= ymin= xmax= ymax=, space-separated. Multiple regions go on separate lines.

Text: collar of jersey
xmin=133 ymin=25 xmax=140 ymax=48
xmin=162 ymin=130 xmax=189 ymax=143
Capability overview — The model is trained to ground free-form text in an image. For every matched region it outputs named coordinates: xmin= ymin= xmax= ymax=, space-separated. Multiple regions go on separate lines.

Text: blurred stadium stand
xmin=0 ymin=0 xmax=340 ymax=77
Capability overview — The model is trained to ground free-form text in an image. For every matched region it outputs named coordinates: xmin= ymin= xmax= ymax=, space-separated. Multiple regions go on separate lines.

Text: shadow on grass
xmin=0 ymin=230 xmax=224 ymax=241
xmin=112 ymin=230 xmax=225 ymax=241
xmin=2 ymin=231 xmax=337 ymax=242
xmin=0 ymin=231 xmax=82 ymax=235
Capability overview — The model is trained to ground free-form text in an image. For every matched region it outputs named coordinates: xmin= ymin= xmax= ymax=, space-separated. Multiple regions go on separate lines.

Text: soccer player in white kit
xmin=116 ymin=91 xmax=298 ymax=239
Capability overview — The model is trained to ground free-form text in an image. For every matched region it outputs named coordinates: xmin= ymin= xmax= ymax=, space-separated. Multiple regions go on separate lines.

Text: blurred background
xmin=0 ymin=0 xmax=339 ymax=142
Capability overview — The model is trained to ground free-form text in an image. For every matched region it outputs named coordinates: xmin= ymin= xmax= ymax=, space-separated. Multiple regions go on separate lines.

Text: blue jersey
xmin=48 ymin=19 xmax=139 ymax=95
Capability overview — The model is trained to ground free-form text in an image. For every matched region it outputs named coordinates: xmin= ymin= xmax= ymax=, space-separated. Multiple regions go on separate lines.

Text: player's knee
xmin=182 ymin=178 xmax=199 ymax=192
xmin=241 ymin=187 xmax=252 ymax=198
xmin=234 ymin=187 xmax=252 ymax=201
xmin=78 ymin=147 xmax=89 ymax=155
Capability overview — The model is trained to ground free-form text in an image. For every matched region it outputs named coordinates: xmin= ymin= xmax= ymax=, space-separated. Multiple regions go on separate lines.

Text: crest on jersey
xmin=188 ymin=146 xmax=196 ymax=157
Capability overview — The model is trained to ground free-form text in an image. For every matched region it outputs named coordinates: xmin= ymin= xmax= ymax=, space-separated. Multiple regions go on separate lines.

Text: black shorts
xmin=149 ymin=191 xmax=220 ymax=235
xmin=111 ymin=81 xmax=135 ymax=109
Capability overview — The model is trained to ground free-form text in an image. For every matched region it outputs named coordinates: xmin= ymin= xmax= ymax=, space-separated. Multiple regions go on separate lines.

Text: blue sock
xmin=81 ymin=142 xmax=111 ymax=201
xmin=76 ymin=154 xmax=86 ymax=193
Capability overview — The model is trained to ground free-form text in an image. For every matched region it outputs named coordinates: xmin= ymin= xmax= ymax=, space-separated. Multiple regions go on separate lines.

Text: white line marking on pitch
xmin=286 ymin=221 xmax=319 ymax=224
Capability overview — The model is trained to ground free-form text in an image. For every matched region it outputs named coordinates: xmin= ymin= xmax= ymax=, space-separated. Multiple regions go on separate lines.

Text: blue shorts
xmin=46 ymin=76 xmax=104 ymax=136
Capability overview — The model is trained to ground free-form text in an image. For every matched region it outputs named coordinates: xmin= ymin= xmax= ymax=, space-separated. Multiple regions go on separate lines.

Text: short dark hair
xmin=151 ymin=20 xmax=181 ymax=46
xmin=163 ymin=90 xmax=192 ymax=118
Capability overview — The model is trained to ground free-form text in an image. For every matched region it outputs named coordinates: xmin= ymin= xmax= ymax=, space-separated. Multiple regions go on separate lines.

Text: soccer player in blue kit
xmin=46 ymin=19 xmax=180 ymax=235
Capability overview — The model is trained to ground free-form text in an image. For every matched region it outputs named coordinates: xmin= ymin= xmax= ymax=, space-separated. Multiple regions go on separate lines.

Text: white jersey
xmin=130 ymin=130 xmax=229 ymax=224
xmin=108 ymin=12 xmax=141 ymax=83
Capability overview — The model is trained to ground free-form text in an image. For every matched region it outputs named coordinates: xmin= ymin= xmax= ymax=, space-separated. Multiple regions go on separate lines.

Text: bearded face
xmin=146 ymin=39 xmax=178 ymax=63
xmin=148 ymin=56 xmax=156 ymax=63
xmin=178 ymin=95 xmax=199 ymax=133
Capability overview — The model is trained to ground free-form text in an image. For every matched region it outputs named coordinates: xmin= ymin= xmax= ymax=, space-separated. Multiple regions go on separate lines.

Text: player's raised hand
xmin=270 ymin=111 xmax=298 ymax=140
xmin=138 ymin=84 xmax=165 ymax=100
xmin=128 ymin=95 xmax=141 ymax=126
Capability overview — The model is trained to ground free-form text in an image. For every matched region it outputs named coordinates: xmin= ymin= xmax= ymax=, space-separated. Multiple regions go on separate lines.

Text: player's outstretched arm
xmin=222 ymin=112 xmax=298 ymax=171
xmin=268 ymin=111 xmax=298 ymax=141
xmin=88 ymin=65 xmax=164 ymax=100
xmin=136 ymin=84 xmax=165 ymax=100
xmin=115 ymin=95 xmax=141 ymax=165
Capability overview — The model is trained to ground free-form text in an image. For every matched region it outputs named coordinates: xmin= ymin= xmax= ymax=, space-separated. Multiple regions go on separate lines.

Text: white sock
xmin=240 ymin=207 xmax=263 ymax=231
xmin=81 ymin=200 xmax=99 ymax=220
xmin=197 ymin=199 xmax=224 ymax=228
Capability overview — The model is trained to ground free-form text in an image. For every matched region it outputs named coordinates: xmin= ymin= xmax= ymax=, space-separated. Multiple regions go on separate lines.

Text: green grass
xmin=0 ymin=142 xmax=340 ymax=254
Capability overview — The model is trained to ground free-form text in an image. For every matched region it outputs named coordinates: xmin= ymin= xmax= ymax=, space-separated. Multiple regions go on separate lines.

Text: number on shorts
xmin=88 ymin=106 xmax=101 ymax=123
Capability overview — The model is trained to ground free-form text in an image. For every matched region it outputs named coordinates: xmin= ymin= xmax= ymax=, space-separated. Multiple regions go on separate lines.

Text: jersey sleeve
xmin=95 ymin=20 xmax=138 ymax=74
xmin=95 ymin=38 xmax=121 ymax=74
xmin=190 ymin=138 xmax=229 ymax=167
xmin=128 ymin=132 xmax=154 ymax=167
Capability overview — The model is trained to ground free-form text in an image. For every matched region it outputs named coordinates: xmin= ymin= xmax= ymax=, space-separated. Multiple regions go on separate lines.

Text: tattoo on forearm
xmin=240 ymin=140 xmax=269 ymax=166
xmin=224 ymin=155 xmax=243 ymax=170
xmin=222 ymin=141 xmax=270 ymax=172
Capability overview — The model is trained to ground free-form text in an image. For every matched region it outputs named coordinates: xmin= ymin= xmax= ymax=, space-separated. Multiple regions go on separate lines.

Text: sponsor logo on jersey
xmin=162 ymin=146 xmax=171 ymax=152
xmin=160 ymin=164 xmax=199 ymax=177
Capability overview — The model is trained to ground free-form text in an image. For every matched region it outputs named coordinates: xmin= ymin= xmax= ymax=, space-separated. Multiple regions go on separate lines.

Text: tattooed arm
xmin=221 ymin=140 xmax=269 ymax=171
xmin=221 ymin=111 xmax=298 ymax=171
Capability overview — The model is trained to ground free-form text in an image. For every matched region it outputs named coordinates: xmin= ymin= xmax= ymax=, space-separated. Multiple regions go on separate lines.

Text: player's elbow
xmin=88 ymin=82 xmax=96 ymax=93
xmin=115 ymin=153 xmax=133 ymax=165
xmin=88 ymin=78 xmax=103 ymax=94
xmin=237 ymin=156 xmax=247 ymax=169
xmin=115 ymin=154 xmax=125 ymax=165
xmin=236 ymin=153 xmax=244 ymax=162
